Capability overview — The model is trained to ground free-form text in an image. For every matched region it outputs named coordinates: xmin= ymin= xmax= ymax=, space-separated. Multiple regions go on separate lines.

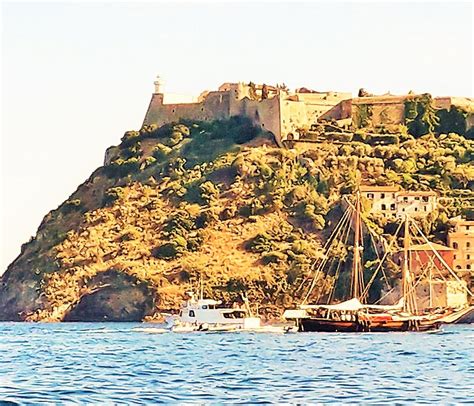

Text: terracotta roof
xmin=397 ymin=191 xmax=437 ymax=196
xmin=359 ymin=185 xmax=400 ymax=192
xmin=408 ymin=243 xmax=454 ymax=252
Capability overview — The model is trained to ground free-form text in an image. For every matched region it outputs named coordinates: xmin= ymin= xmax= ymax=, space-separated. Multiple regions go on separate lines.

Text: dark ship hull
xmin=299 ymin=317 xmax=441 ymax=332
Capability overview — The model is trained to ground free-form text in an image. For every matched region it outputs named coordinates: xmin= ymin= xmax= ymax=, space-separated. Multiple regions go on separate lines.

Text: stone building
xmin=448 ymin=217 xmax=474 ymax=275
xmin=142 ymin=78 xmax=351 ymax=145
xmin=359 ymin=185 xmax=438 ymax=218
xmin=385 ymin=242 xmax=467 ymax=310
xmin=340 ymin=94 xmax=474 ymax=132
xmin=143 ymin=77 xmax=474 ymax=144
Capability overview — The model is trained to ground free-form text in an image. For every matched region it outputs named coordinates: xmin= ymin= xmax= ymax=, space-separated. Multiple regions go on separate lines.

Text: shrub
xmin=152 ymin=242 xmax=182 ymax=260
xmin=262 ymin=251 xmax=287 ymax=265
xmin=152 ymin=143 xmax=172 ymax=161
xmin=104 ymin=157 xmax=140 ymax=178
xmin=120 ymin=130 xmax=140 ymax=148
xmin=102 ymin=187 xmax=125 ymax=207
xmin=62 ymin=199 xmax=83 ymax=214
xmin=244 ymin=233 xmax=274 ymax=253
xmin=199 ymin=180 xmax=220 ymax=204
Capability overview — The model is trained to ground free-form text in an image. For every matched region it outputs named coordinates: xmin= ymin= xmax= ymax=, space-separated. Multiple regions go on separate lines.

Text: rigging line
xmin=299 ymin=205 xmax=352 ymax=294
xmin=366 ymin=224 xmax=391 ymax=287
xmin=327 ymin=256 xmax=344 ymax=304
xmin=414 ymin=244 xmax=451 ymax=286
xmin=317 ymin=203 xmax=351 ymax=303
xmin=363 ymin=228 xmax=390 ymax=291
xmin=301 ymin=204 xmax=352 ymax=304
xmin=373 ymin=285 xmax=396 ymax=305
xmin=326 ymin=216 xmax=353 ymax=304
xmin=360 ymin=220 xmax=404 ymax=300
xmin=408 ymin=224 xmax=450 ymax=283
xmin=411 ymin=220 xmax=474 ymax=297
xmin=342 ymin=208 xmax=356 ymax=301
xmin=318 ymin=211 xmax=354 ymax=304
xmin=402 ymin=243 xmax=448 ymax=310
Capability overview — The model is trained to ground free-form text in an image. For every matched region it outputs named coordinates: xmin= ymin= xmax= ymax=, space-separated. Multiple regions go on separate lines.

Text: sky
xmin=1 ymin=1 xmax=473 ymax=272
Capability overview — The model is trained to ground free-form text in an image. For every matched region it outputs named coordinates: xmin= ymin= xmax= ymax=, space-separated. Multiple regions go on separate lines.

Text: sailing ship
xmin=284 ymin=191 xmax=473 ymax=332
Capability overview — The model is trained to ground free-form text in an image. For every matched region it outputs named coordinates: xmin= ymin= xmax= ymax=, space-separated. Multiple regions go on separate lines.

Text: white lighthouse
xmin=154 ymin=75 xmax=164 ymax=94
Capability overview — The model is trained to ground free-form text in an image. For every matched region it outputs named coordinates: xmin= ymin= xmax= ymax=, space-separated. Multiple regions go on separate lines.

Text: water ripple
xmin=0 ymin=323 xmax=473 ymax=403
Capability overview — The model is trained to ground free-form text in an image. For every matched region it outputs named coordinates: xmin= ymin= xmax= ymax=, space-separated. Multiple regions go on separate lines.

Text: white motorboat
xmin=166 ymin=292 xmax=262 ymax=332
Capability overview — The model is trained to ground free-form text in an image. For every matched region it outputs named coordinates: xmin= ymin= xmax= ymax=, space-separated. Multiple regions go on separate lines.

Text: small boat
xmin=284 ymin=191 xmax=473 ymax=333
xmin=166 ymin=292 xmax=263 ymax=332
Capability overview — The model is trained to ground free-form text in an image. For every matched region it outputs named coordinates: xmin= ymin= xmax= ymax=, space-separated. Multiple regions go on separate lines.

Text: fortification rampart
xmin=143 ymin=82 xmax=351 ymax=145
xmin=142 ymin=79 xmax=474 ymax=145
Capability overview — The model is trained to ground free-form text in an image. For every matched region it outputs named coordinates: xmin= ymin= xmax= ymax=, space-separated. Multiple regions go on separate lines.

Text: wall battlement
xmin=142 ymin=81 xmax=351 ymax=145
xmin=142 ymin=79 xmax=474 ymax=143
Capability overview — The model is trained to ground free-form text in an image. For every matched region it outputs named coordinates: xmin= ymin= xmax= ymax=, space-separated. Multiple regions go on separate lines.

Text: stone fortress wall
xmin=142 ymin=77 xmax=474 ymax=145
xmin=142 ymin=78 xmax=350 ymax=145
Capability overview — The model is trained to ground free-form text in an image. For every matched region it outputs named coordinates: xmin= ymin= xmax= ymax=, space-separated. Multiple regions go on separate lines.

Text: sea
xmin=0 ymin=323 xmax=472 ymax=404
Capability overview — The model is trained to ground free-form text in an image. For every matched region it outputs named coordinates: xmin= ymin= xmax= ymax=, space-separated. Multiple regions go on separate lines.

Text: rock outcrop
xmin=1 ymin=117 xmax=472 ymax=321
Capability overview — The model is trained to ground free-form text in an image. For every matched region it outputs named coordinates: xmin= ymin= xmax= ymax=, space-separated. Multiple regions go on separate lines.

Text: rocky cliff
xmin=1 ymin=117 xmax=473 ymax=321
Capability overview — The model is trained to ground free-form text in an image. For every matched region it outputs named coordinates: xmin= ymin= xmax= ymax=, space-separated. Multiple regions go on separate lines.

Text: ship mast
xmin=351 ymin=191 xmax=363 ymax=300
xmin=402 ymin=215 xmax=416 ymax=313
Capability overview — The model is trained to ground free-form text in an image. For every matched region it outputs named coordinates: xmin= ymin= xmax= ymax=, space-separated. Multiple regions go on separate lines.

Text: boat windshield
xmin=201 ymin=304 xmax=217 ymax=310
xmin=223 ymin=311 xmax=246 ymax=319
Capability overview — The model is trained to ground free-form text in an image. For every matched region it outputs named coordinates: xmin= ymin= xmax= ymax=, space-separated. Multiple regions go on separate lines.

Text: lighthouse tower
xmin=154 ymin=75 xmax=164 ymax=94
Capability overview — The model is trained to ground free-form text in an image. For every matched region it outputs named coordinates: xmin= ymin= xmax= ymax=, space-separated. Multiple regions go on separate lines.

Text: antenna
xmin=199 ymin=273 xmax=204 ymax=300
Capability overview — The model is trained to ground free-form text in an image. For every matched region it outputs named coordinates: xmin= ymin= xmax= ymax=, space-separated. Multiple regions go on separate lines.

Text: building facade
xmin=359 ymin=186 xmax=438 ymax=218
xmin=448 ymin=218 xmax=474 ymax=274
xmin=142 ymin=79 xmax=351 ymax=146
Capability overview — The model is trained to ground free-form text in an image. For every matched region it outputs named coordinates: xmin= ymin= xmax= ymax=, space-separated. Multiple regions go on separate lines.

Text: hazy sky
xmin=1 ymin=1 xmax=473 ymax=272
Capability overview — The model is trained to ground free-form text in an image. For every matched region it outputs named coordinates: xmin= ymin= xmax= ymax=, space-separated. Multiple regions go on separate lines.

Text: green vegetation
xmin=1 ymin=115 xmax=473 ymax=321
xmin=404 ymin=94 xmax=439 ymax=137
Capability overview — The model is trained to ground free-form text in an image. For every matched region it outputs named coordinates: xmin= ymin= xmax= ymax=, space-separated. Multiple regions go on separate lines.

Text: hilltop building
xmin=448 ymin=217 xmax=474 ymax=274
xmin=143 ymin=78 xmax=351 ymax=145
xmin=359 ymin=185 xmax=438 ymax=218
xmin=143 ymin=77 xmax=474 ymax=144
xmin=350 ymin=95 xmax=474 ymax=131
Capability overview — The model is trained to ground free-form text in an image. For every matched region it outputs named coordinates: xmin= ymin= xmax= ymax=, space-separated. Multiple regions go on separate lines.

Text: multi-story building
xmin=142 ymin=78 xmax=352 ymax=146
xmin=359 ymin=186 xmax=438 ymax=218
xmin=448 ymin=217 xmax=474 ymax=274
xmin=395 ymin=191 xmax=438 ymax=218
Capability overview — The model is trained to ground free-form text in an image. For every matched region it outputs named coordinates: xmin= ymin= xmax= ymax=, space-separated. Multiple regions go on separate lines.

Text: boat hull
xmin=299 ymin=317 xmax=441 ymax=332
xmin=300 ymin=319 xmax=362 ymax=332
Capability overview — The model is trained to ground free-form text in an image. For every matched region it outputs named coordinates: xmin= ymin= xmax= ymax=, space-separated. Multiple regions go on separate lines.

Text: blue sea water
xmin=0 ymin=323 xmax=472 ymax=404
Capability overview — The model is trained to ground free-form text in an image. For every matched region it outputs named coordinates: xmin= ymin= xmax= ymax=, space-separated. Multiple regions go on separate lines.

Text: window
xmin=467 ymin=255 xmax=471 ymax=260
xmin=422 ymin=196 xmax=429 ymax=202
xmin=381 ymin=193 xmax=385 ymax=198
xmin=468 ymin=242 xmax=471 ymax=249
xmin=414 ymin=207 xmax=418 ymax=212
xmin=466 ymin=226 xmax=471 ymax=231
xmin=202 ymin=305 xmax=208 ymax=309
xmin=404 ymin=197 xmax=409 ymax=202
xmin=467 ymin=265 xmax=472 ymax=270
xmin=391 ymin=204 xmax=396 ymax=211
xmin=424 ymin=207 xmax=427 ymax=211
xmin=189 ymin=310 xmax=195 ymax=318
xmin=367 ymin=193 xmax=374 ymax=199
xmin=453 ymin=242 xmax=458 ymax=249
xmin=381 ymin=204 xmax=386 ymax=211
xmin=454 ymin=255 xmax=457 ymax=260
xmin=415 ymin=197 xmax=420 ymax=201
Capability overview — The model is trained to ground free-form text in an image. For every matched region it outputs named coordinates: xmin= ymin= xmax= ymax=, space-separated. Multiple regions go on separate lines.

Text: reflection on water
xmin=0 ymin=323 xmax=473 ymax=403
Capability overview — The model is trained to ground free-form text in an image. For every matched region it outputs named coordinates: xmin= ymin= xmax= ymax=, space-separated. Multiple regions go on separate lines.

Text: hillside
xmin=1 ymin=117 xmax=473 ymax=321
